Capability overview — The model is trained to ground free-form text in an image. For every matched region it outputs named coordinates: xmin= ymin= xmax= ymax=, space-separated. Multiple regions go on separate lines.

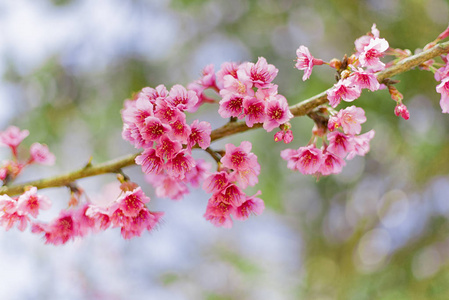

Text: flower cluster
xmin=203 ymin=141 xmax=264 ymax=228
xmin=0 ymin=126 xmax=55 ymax=183
xmin=0 ymin=126 xmax=55 ymax=232
xmin=281 ymin=106 xmax=374 ymax=176
xmin=0 ymin=187 xmax=51 ymax=232
xmin=190 ymin=58 xmax=294 ymax=140
xmin=121 ymin=84 xmax=212 ymax=200
xmin=31 ymin=182 xmax=163 ymax=244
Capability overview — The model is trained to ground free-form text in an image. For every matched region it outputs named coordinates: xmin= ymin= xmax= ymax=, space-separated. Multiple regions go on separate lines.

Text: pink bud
xmin=394 ymin=103 xmax=410 ymax=120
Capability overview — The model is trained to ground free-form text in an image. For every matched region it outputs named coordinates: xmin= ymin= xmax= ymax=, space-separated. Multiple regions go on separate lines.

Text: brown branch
xmin=2 ymin=41 xmax=449 ymax=196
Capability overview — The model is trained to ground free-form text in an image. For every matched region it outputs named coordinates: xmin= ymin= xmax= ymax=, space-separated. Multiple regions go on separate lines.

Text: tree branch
xmin=2 ymin=41 xmax=449 ymax=196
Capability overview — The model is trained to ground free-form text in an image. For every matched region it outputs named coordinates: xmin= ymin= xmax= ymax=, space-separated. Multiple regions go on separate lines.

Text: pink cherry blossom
xmin=327 ymin=131 xmax=354 ymax=158
xmin=32 ymin=210 xmax=80 ymax=245
xmin=280 ymin=148 xmax=302 ymax=171
xmin=282 ymin=145 xmax=323 ymax=175
xmin=188 ymin=120 xmax=212 ymax=150
xmin=0 ymin=126 xmax=29 ymax=150
xmin=221 ymin=74 xmax=254 ymax=96
xmin=234 ymin=191 xmax=265 ymax=221
xmin=156 ymin=135 xmax=182 ymax=160
xmin=203 ymin=171 xmax=231 ymax=193
xmin=85 ymin=205 xmax=112 ymax=231
xmin=119 ymin=209 xmax=163 ymax=240
xmin=359 ymin=38 xmax=389 ymax=71
xmin=355 ymin=24 xmax=380 ymax=54
xmin=263 ymin=95 xmax=293 ymax=132
xmin=154 ymin=98 xmax=184 ymax=124
xmin=243 ymin=97 xmax=266 ymax=127
xmin=146 ymin=173 xmax=189 ymax=200
xmin=198 ymin=64 xmax=216 ymax=89
xmin=221 ymin=141 xmax=255 ymax=171
xmin=348 ymin=68 xmax=380 ymax=92
xmin=295 ymin=145 xmax=323 ymax=175
xmin=218 ymin=94 xmax=245 ymax=119
xmin=216 ymin=61 xmax=240 ymax=89
xmin=165 ymin=149 xmax=195 ymax=179
xmin=319 ymin=152 xmax=346 ymax=175
xmin=327 ymin=79 xmax=361 ymax=108
xmin=185 ymin=159 xmax=211 ymax=188
xmin=1 ymin=212 xmax=29 ymax=231
xmin=29 ymin=143 xmax=56 ymax=165
xmin=168 ymin=114 xmax=191 ymax=144
xmin=135 ymin=148 xmax=164 ymax=175
xmin=166 ymin=84 xmax=199 ymax=112
xmin=116 ymin=187 xmax=150 ymax=217
xmin=204 ymin=198 xmax=235 ymax=228
xmin=141 ymin=116 xmax=171 ymax=142
xmin=346 ymin=130 xmax=375 ymax=160
xmin=138 ymin=85 xmax=168 ymax=104
xmin=329 ymin=106 xmax=367 ymax=135
xmin=238 ymin=57 xmax=278 ymax=88
xmin=394 ymin=103 xmax=410 ymax=120
xmin=436 ymin=77 xmax=449 ymax=113
xmin=16 ymin=186 xmax=51 ymax=218
xmin=215 ymin=184 xmax=245 ymax=207
xmin=0 ymin=194 xmax=16 ymax=214
xmin=221 ymin=141 xmax=260 ymax=189
xmin=295 ymin=45 xmax=324 ymax=81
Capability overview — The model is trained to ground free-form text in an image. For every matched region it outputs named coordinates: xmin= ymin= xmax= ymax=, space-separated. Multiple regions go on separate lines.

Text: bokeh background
xmin=1 ymin=0 xmax=449 ymax=299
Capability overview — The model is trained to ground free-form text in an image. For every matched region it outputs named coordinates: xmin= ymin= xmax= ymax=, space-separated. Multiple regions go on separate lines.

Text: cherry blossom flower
xmin=32 ymin=210 xmax=80 ymax=245
xmin=135 ymin=148 xmax=164 ymax=175
xmin=116 ymin=187 xmax=150 ymax=217
xmin=327 ymin=79 xmax=361 ymax=108
xmin=141 ymin=116 xmax=171 ymax=142
xmin=188 ymin=120 xmax=212 ymax=150
xmin=185 ymin=159 xmax=211 ymax=188
xmin=347 ymin=68 xmax=380 ymax=92
xmin=16 ymin=187 xmax=51 ymax=218
xmin=155 ymin=135 xmax=182 ymax=160
xmin=355 ymin=23 xmax=380 ymax=55
xmin=238 ymin=57 xmax=278 ymax=88
xmin=263 ymin=95 xmax=293 ymax=132
xmin=319 ymin=152 xmax=346 ymax=175
xmin=346 ymin=130 xmax=375 ymax=160
xmin=234 ymin=191 xmax=265 ymax=221
xmin=166 ymin=84 xmax=199 ymax=112
xmin=327 ymin=131 xmax=354 ymax=158
xmin=146 ymin=173 xmax=189 ymax=200
xmin=165 ymin=149 xmax=195 ymax=179
xmin=221 ymin=74 xmax=254 ymax=97
xmin=329 ymin=106 xmax=367 ymax=135
xmin=281 ymin=145 xmax=323 ymax=175
xmin=203 ymin=198 xmax=235 ymax=228
xmin=295 ymin=45 xmax=324 ymax=81
xmin=218 ymin=94 xmax=245 ymax=119
xmin=216 ymin=61 xmax=240 ymax=89
xmin=29 ymin=143 xmax=56 ymax=165
xmin=85 ymin=205 xmax=112 ymax=231
xmin=203 ymin=171 xmax=231 ymax=193
xmin=436 ymin=77 xmax=449 ymax=113
xmin=359 ymin=38 xmax=389 ymax=71
xmin=243 ymin=97 xmax=266 ymax=127
xmin=0 ymin=126 xmax=29 ymax=151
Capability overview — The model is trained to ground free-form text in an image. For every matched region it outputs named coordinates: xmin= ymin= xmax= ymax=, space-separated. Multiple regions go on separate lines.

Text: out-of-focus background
xmin=1 ymin=0 xmax=449 ymax=299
